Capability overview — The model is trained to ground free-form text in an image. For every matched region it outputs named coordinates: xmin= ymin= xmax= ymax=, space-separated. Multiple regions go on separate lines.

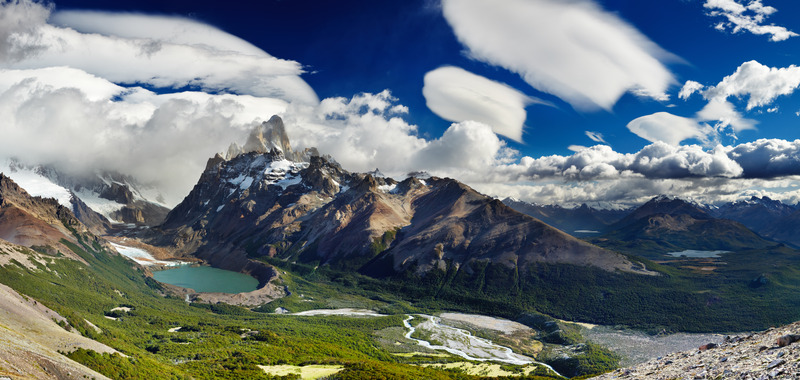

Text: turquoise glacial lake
xmin=152 ymin=265 xmax=259 ymax=293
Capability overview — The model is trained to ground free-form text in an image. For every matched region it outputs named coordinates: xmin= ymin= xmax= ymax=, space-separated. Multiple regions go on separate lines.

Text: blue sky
xmin=3 ymin=0 xmax=800 ymax=207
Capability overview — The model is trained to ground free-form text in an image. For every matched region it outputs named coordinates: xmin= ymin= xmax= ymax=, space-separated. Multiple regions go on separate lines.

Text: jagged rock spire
xmin=242 ymin=115 xmax=294 ymax=158
xmin=228 ymin=115 xmax=321 ymax=163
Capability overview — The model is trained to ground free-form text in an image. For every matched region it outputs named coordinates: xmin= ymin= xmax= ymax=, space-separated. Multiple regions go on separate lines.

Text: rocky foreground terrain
xmin=593 ymin=322 xmax=800 ymax=379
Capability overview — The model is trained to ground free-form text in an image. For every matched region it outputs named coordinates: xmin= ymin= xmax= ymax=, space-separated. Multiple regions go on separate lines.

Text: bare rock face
xmin=243 ymin=116 xmax=291 ymax=155
xmin=70 ymin=191 xmax=112 ymax=234
xmin=100 ymin=182 xmax=134 ymax=204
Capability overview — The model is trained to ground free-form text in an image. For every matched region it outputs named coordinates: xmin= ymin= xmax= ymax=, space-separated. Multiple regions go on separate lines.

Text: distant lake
xmin=152 ymin=265 xmax=259 ymax=293
xmin=666 ymin=250 xmax=730 ymax=258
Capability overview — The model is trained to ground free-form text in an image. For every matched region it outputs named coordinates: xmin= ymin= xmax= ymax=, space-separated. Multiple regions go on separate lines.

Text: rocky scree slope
xmin=154 ymin=116 xmax=653 ymax=278
xmin=592 ymin=321 xmax=800 ymax=379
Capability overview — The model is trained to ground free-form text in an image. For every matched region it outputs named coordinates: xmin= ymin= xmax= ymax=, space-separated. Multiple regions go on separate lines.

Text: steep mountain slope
xmin=761 ymin=211 xmax=800 ymax=247
xmin=368 ymin=180 xmax=641 ymax=275
xmin=502 ymin=198 xmax=629 ymax=236
xmin=0 ymin=173 xmax=100 ymax=261
xmin=155 ymin=116 xmax=650 ymax=277
xmin=0 ymin=242 xmax=115 ymax=380
xmin=38 ymin=165 xmax=170 ymax=226
xmin=707 ymin=196 xmax=800 ymax=247
xmin=612 ymin=195 xmax=710 ymax=230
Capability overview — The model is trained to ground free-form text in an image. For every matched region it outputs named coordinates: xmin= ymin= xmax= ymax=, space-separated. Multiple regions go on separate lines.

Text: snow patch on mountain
xmin=73 ymin=189 xmax=126 ymax=223
xmin=225 ymin=157 xmax=308 ymax=195
xmin=110 ymin=243 xmax=182 ymax=266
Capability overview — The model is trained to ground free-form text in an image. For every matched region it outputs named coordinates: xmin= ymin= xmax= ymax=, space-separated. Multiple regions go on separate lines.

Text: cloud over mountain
xmin=3 ymin=0 xmax=800 ymax=211
xmin=0 ymin=66 xmax=288 ymax=205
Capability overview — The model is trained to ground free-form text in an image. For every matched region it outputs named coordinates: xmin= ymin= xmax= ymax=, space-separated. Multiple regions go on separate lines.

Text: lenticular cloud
xmin=0 ymin=1 xmax=318 ymax=104
xmin=423 ymin=66 xmax=541 ymax=142
xmin=440 ymin=0 xmax=677 ymax=111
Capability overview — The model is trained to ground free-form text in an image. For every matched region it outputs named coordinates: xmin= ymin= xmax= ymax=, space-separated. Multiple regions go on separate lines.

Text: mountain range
xmin=506 ymin=194 xmax=800 ymax=250
xmin=4 ymin=115 xmax=800 ymax=378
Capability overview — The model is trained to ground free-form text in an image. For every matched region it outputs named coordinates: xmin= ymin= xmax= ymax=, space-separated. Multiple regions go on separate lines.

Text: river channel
xmin=403 ymin=315 xmax=563 ymax=377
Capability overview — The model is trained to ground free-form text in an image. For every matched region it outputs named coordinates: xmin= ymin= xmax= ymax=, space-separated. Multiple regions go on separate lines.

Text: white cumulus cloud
xmin=727 ymin=139 xmax=800 ymax=178
xmin=703 ymin=60 xmax=800 ymax=110
xmin=283 ymin=90 xmax=517 ymax=185
xmin=422 ymin=66 xmax=543 ymax=142
xmin=704 ymin=0 xmax=797 ymax=42
xmin=679 ymin=80 xmax=705 ymax=100
xmin=440 ymin=0 xmax=677 ymax=111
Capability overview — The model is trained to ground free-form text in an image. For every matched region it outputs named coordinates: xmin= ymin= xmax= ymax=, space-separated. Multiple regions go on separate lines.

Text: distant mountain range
xmin=501 ymin=198 xmax=629 ymax=237
xmin=505 ymin=194 xmax=800 ymax=249
xmin=595 ymin=196 xmax=779 ymax=257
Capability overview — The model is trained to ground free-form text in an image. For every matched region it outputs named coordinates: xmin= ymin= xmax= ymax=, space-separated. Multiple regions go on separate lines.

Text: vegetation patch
xmin=422 ymin=362 xmax=560 ymax=378
xmin=257 ymin=364 xmax=344 ymax=379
